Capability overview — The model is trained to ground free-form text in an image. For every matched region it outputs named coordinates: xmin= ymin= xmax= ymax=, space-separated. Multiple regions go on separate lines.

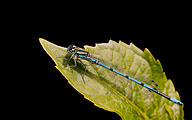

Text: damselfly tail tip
xmin=181 ymin=103 xmax=184 ymax=107
xmin=178 ymin=102 xmax=184 ymax=107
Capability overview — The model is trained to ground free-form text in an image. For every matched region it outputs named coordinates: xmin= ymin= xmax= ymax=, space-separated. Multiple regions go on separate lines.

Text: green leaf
xmin=39 ymin=38 xmax=184 ymax=120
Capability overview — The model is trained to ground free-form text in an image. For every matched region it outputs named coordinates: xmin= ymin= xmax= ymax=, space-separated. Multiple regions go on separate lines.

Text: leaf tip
xmin=39 ymin=38 xmax=46 ymax=45
xmin=39 ymin=37 xmax=44 ymax=41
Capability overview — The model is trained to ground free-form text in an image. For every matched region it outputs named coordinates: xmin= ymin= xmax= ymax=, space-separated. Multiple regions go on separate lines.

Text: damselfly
xmin=58 ymin=44 xmax=184 ymax=107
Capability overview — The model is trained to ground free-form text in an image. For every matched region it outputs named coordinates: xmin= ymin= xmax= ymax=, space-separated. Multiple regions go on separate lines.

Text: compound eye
xmin=67 ymin=44 xmax=75 ymax=54
xmin=72 ymin=45 xmax=76 ymax=49
xmin=68 ymin=45 xmax=73 ymax=50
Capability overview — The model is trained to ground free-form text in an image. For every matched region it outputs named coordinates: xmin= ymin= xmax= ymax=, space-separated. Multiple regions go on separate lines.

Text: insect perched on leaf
xmin=40 ymin=38 xmax=184 ymax=120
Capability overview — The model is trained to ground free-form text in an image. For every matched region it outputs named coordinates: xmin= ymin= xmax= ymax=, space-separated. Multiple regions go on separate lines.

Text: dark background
xmin=11 ymin=5 xmax=189 ymax=119
xmin=3 ymin=1 xmax=190 ymax=119
xmin=27 ymin=29 xmax=189 ymax=119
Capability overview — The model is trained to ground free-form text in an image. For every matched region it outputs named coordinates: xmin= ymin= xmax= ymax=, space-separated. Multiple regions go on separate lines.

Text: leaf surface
xmin=39 ymin=38 xmax=184 ymax=120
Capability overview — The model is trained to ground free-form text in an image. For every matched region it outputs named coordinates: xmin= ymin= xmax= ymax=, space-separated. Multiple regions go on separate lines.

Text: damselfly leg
xmin=57 ymin=55 xmax=77 ymax=68
xmin=57 ymin=55 xmax=87 ymax=83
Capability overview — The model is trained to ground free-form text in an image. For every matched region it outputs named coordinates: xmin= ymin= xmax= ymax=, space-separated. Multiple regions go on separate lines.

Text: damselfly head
xmin=67 ymin=44 xmax=76 ymax=54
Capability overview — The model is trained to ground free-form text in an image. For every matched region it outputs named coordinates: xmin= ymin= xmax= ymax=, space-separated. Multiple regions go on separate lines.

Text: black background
xmin=27 ymin=29 xmax=189 ymax=119
xmin=4 ymin=1 xmax=191 ymax=119
xmin=11 ymin=6 xmax=190 ymax=119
